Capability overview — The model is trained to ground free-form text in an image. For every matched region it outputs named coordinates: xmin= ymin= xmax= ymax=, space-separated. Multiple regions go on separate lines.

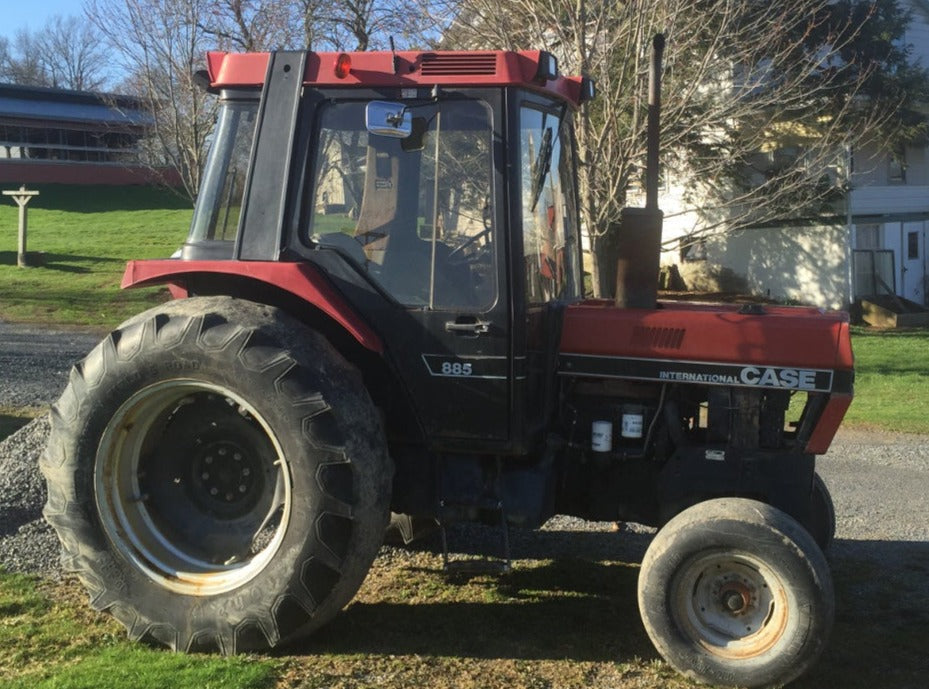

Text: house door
xmin=901 ymin=222 xmax=926 ymax=305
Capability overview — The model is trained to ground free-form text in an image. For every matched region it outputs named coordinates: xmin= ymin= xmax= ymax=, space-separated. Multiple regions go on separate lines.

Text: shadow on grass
xmin=0 ymin=184 xmax=192 ymax=212
xmin=304 ymin=558 xmax=655 ymax=663
xmin=285 ymin=532 xmax=929 ymax=689
xmin=0 ymin=251 xmax=124 ymax=270
xmin=794 ymin=540 xmax=929 ymax=689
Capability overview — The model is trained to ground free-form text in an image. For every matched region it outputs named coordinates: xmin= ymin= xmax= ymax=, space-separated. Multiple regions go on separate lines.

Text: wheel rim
xmin=95 ymin=380 xmax=292 ymax=596
xmin=670 ymin=550 xmax=790 ymax=660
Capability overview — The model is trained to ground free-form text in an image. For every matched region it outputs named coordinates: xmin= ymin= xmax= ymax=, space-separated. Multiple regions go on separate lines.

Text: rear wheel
xmin=637 ymin=498 xmax=833 ymax=689
xmin=41 ymin=297 xmax=391 ymax=653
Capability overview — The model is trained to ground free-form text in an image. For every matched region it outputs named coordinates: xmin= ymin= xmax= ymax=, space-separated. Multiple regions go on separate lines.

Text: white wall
xmin=664 ymin=223 xmax=851 ymax=309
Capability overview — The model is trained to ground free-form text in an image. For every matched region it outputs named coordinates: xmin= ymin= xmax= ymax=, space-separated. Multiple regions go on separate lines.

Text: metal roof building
xmin=0 ymin=83 xmax=168 ymax=185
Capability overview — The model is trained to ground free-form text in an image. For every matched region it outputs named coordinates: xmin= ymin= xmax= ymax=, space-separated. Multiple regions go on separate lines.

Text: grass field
xmin=0 ymin=184 xmax=191 ymax=327
xmin=843 ymin=326 xmax=929 ymax=433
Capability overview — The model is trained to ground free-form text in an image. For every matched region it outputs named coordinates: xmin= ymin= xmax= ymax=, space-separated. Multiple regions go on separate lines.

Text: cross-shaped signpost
xmin=3 ymin=185 xmax=40 ymax=267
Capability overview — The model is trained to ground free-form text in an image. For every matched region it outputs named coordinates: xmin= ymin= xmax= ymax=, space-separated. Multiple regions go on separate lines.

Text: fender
xmin=121 ymin=259 xmax=383 ymax=354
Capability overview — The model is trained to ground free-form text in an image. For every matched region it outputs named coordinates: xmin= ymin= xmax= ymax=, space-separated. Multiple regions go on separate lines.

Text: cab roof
xmin=206 ymin=50 xmax=590 ymax=108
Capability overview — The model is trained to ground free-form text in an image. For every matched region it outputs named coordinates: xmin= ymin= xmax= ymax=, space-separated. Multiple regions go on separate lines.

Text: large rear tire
xmin=637 ymin=498 xmax=833 ymax=689
xmin=41 ymin=297 xmax=391 ymax=653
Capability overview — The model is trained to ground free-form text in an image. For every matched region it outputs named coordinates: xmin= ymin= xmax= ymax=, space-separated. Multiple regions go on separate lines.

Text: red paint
xmin=122 ymin=259 xmax=383 ymax=353
xmin=804 ymin=394 xmax=852 ymax=454
xmin=560 ymin=300 xmax=854 ymax=371
xmin=206 ymin=50 xmax=587 ymax=107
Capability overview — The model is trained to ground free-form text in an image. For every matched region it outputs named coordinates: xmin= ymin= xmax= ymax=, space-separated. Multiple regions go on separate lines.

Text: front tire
xmin=637 ymin=498 xmax=834 ymax=689
xmin=808 ymin=472 xmax=836 ymax=552
xmin=41 ymin=297 xmax=391 ymax=653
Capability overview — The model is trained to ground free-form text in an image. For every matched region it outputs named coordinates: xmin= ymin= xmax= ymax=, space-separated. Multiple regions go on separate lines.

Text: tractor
xmin=41 ymin=46 xmax=853 ymax=689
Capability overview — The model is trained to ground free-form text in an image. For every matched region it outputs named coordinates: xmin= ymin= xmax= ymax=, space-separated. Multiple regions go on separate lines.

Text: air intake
xmin=630 ymin=326 xmax=685 ymax=350
xmin=420 ymin=53 xmax=497 ymax=76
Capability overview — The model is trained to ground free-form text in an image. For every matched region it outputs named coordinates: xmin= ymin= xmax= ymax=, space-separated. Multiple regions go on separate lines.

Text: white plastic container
xmin=621 ymin=406 xmax=644 ymax=439
xmin=591 ymin=420 xmax=613 ymax=452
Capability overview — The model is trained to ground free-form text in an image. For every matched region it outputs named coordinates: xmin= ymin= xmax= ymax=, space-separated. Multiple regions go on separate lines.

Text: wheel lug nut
xmin=202 ymin=472 xmax=210 ymax=480
xmin=205 ymin=456 xmax=213 ymax=464
xmin=239 ymin=485 xmax=247 ymax=493
xmin=210 ymin=487 xmax=219 ymax=496
xmin=242 ymin=468 xmax=251 ymax=477
xmin=234 ymin=453 xmax=242 ymax=461
xmin=219 ymin=448 xmax=227 ymax=456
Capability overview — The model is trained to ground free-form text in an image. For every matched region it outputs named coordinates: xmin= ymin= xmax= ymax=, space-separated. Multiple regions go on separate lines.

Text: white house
xmin=654 ymin=1 xmax=929 ymax=311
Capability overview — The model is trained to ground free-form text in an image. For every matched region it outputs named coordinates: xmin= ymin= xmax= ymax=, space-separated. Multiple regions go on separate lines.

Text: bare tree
xmin=436 ymin=0 xmax=928 ymax=296
xmin=40 ymin=15 xmax=110 ymax=90
xmin=195 ymin=0 xmax=438 ymax=52
xmin=0 ymin=17 xmax=109 ymax=90
xmin=87 ymin=0 xmax=216 ymax=200
xmin=2 ymin=30 xmax=51 ymax=86
xmin=76 ymin=0 xmax=441 ymax=199
xmin=0 ymin=36 xmax=12 ymax=81
xmin=198 ymin=0 xmax=311 ymax=51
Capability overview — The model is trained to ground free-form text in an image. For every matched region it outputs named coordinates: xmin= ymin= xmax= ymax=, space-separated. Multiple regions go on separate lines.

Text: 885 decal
xmin=421 ymin=354 xmax=507 ymax=380
xmin=440 ymin=361 xmax=472 ymax=376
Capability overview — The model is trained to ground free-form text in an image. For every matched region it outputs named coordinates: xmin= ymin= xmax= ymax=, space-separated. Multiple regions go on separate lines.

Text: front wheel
xmin=637 ymin=498 xmax=834 ymax=689
xmin=41 ymin=297 xmax=392 ymax=653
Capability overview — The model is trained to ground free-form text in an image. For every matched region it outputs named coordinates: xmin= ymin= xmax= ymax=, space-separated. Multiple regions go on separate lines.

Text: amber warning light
xmin=334 ymin=53 xmax=352 ymax=79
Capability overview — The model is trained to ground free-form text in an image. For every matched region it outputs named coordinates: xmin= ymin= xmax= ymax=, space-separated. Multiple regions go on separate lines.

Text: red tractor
xmin=41 ymin=47 xmax=853 ymax=689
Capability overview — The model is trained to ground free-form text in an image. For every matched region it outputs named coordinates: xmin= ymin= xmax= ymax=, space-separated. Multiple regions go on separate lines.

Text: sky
xmin=1 ymin=0 xmax=84 ymax=39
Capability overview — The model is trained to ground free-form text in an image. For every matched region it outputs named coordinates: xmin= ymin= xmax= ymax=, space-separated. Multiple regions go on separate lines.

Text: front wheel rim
xmin=95 ymin=379 xmax=292 ymax=596
xmin=670 ymin=550 xmax=790 ymax=660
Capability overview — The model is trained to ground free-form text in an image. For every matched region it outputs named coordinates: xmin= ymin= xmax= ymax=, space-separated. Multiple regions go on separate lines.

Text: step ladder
xmin=438 ymin=497 xmax=512 ymax=576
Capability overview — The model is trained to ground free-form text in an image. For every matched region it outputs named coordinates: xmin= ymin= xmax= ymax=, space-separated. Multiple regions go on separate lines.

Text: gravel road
xmin=1 ymin=320 xmax=927 ymax=588
xmin=0 ymin=322 xmax=103 ymax=409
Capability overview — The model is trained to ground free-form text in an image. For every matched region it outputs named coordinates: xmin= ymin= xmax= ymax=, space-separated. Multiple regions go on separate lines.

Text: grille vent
xmin=420 ymin=53 xmax=497 ymax=76
xmin=630 ymin=326 xmax=686 ymax=350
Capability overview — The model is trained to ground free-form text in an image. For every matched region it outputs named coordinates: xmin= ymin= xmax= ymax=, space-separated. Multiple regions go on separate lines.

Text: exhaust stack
xmin=614 ymin=34 xmax=665 ymax=309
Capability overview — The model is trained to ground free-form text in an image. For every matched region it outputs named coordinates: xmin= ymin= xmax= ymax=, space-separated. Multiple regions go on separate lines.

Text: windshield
xmin=308 ymin=99 xmax=495 ymax=310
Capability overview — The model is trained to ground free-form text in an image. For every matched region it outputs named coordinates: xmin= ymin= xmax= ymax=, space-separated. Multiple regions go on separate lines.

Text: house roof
xmin=0 ymin=83 xmax=152 ymax=130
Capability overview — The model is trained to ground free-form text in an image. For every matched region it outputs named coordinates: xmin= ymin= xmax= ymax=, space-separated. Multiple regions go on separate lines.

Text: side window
xmin=519 ymin=106 xmax=580 ymax=304
xmin=188 ymin=100 xmax=258 ymax=243
xmin=309 ymin=100 xmax=496 ymax=310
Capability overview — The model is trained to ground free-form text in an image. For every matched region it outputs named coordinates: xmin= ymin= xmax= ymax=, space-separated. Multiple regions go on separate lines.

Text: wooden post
xmin=2 ymin=185 xmax=40 ymax=267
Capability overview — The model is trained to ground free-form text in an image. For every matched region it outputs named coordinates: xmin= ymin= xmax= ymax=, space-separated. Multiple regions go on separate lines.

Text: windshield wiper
xmin=529 ymin=126 xmax=553 ymax=212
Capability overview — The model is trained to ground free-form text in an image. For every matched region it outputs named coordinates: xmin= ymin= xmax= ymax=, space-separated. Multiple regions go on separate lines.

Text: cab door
xmin=305 ymin=93 xmax=511 ymax=447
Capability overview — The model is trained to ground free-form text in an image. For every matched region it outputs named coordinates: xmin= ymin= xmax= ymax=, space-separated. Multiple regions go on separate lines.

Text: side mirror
xmin=366 ymin=101 xmax=412 ymax=138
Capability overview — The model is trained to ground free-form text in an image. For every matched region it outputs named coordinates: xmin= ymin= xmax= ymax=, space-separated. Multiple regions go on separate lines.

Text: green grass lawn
xmin=0 ymin=184 xmax=191 ymax=328
xmin=844 ymin=326 xmax=929 ymax=434
xmin=0 ymin=573 xmax=276 ymax=689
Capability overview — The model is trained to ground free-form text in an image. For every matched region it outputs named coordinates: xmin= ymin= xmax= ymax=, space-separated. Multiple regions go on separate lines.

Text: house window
xmin=908 ymin=231 xmax=919 ymax=260
xmin=888 ymin=147 xmax=906 ymax=184
xmin=856 ymin=224 xmax=881 ymax=250
xmin=680 ymin=235 xmax=707 ymax=262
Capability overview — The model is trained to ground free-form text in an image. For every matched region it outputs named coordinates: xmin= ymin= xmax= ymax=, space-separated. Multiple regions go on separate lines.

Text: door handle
xmin=445 ymin=317 xmax=490 ymax=335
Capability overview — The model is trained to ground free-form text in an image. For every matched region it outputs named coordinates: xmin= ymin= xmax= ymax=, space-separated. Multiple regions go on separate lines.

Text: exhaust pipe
xmin=614 ymin=34 xmax=665 ymax=309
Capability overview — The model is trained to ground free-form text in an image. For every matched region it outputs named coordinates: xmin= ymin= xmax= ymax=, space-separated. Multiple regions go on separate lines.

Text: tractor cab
xmin=160 ymin=50 xmax=593 ymax=453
